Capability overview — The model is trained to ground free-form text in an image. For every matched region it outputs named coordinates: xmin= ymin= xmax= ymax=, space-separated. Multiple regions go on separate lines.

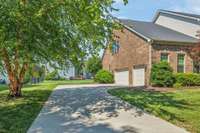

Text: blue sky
xmin=112 ymin=0 xmax=200 ymax=21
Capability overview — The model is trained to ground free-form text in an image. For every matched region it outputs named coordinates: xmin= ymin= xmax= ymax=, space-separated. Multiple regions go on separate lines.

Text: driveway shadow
xmin=28 ymin=86 xmax=140 ymax=133
xmin=28 ymin=86 xmax=188 ymax=133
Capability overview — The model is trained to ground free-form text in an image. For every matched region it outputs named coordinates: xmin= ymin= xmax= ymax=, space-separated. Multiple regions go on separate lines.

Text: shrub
xmin=151 ymin=62 xmax=175 ymax=87
xmin=94 ymin=70 xmax=114 ymax=83
xmin=173 ymin=83 xmax=183 ymax=89
xmin=45 ymin=70 xmax=59 ymax=80
xmin=174 ymin=73 xmax=200 ymax=86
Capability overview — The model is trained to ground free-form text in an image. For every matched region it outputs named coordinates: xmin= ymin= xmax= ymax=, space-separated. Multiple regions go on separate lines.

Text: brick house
xmin=102 ymin=10 xmax=200 ymax=86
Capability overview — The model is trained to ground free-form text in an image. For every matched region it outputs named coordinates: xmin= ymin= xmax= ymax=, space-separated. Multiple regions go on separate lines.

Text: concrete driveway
xmin=28 ymin=84 xmax=189 ymax=133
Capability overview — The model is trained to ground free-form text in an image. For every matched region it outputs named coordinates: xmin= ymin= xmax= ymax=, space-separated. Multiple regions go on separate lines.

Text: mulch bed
xmin=146 ymin=86 xmax=175 ymax=92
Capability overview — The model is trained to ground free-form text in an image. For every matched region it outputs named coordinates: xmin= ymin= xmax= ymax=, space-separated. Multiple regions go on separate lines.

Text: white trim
xmin=184 ymin=55 xmax=186 ymax=73
xmin=177 ymin=53 xmax=186 ymax=73
xmin=153 ymin=10 xmax=161 ymax=23
xmin=160 ymin=52 xmax=170 ymax=63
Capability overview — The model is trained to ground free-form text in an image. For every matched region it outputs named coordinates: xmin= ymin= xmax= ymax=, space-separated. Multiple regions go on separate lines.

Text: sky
xmin=112 ymin=0 xmax=200 ymax=21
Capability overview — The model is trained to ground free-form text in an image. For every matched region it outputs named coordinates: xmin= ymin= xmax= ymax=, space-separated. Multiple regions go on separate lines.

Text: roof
xmin=119 ymin=19 xmax=198 ymax=44
xmin=160 ymin=10 xmax=200 ymax=20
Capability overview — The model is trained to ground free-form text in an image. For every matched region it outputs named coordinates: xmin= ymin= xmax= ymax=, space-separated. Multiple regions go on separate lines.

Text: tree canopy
xmin=0 ymin=0 xmax=128 ymax=97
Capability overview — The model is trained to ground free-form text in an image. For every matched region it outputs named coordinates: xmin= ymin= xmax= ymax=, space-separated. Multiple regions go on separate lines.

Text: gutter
xmin=153 ymin=40 xmax=198 ymax=45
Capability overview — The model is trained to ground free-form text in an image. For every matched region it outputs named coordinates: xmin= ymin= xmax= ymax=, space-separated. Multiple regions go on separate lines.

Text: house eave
xmin=153 ymin=10 xmax=200 ymax=23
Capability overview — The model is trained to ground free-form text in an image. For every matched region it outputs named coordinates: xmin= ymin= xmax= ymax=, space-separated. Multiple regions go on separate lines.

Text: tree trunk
xmin=9 ymin=81 xmax=23 ymax=97
xmin=8 ymin=63 xmax=28 ymax=98
xmin=1 ymin=48 xmax=28 ymax=98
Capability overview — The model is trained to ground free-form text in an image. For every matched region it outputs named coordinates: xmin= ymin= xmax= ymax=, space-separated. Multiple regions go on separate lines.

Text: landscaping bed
xmin=0 ymin=80 xmax=94 ymax=133
xmin=108 ymin=87 xmax=200 ymax=133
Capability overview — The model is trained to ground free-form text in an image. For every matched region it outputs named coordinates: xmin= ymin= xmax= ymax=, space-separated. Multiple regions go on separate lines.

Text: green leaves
xmin=85 ymin=56 xmax=102 ymax=76
xmin=0 ymin=0 xmax=127 ymax=68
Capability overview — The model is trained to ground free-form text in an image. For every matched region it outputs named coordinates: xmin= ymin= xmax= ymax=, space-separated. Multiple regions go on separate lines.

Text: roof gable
xmin=119 ymin=19 xmax=198 ymax=44
xmin=153 ymin=10 xmax=200 ymax=23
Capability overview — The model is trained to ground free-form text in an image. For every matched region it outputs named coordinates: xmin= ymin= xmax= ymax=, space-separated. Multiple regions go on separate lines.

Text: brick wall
xmin=102 ymin=28 xmax=194 ymax=86
xmin=102 ymin=28 xmax=151 ymax=86
xmin=151 ymin=44 xmax=193 ymax=73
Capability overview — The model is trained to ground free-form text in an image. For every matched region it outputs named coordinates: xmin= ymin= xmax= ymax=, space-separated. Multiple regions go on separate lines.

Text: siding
xmin=155 ymin=13 xmax=200 ymax=39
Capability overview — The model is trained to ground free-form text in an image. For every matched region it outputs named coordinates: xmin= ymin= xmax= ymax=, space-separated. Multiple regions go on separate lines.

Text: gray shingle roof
xmin=160 ymin=10 xmax=200 ymax=19
xmin=119 ymin=19 xmax=198 ymax=43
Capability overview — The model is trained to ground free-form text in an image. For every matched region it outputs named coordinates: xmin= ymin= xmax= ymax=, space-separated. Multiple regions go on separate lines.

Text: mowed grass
xmin=108 ymin=88 xmax=200 ymax=133
xmin=0 ymin=80 xmax=94 ymax=133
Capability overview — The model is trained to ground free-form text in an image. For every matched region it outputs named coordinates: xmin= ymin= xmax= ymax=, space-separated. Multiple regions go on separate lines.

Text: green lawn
xmin=108 ymin=88 xmax=200 ymax=133
xmin=0 ymin=80 xmax=94 ymax=133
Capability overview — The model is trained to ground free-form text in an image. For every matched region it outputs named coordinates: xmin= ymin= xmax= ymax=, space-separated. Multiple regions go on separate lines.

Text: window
xmin=160 ymin=53 xmax=169 ymax=62
xmin=112 ymin=41 xmax=120 ymax=54
xmin=177 ymin=54 xmax=185 ymax=73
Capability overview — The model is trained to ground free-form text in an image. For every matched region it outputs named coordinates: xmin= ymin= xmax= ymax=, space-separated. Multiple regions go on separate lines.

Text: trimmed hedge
xmin=94 ymin=70 xmax=114 ymax=83
xmin=174 ymin=73 xmax=200 ymax=86
xmin=151 ymin=62 xmax=175 ymax=87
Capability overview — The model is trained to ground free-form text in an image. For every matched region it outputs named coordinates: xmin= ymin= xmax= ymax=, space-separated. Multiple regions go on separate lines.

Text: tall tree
xmin=0 ymin=0 xmax=128 ymax=97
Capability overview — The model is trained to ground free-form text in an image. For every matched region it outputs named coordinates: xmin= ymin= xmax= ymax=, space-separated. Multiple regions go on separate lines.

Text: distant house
xmin=46 ymin=62 xmax=91 ymax=80
xmin=0 ymin=63 xmax=81 ymax=85
xmin=102 ymin=10 xmax=200 ymax=86
xmin=0 ymin=70 xmax=9 ymax=84
xmin=46 ymin=63 xmax=76 ymax=79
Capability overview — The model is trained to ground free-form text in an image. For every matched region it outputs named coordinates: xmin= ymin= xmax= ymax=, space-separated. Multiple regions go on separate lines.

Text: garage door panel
xmin=133 ymin=68 xmax=145 ymax=86
xmin=114 ymin=71 xmax=129 ymax=86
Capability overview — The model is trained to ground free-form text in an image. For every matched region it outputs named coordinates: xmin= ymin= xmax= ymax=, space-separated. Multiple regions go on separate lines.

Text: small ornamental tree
xmin=188 ymin=31 xmax=200 ymax=73
xmin=0 ymin=0 xmax=128 ymax=97
xmin=85 ymin=56 xmax=102 ymax=76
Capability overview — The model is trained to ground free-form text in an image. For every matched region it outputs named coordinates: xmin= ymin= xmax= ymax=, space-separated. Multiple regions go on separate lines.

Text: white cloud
xmin=186 ymin=0 xmax=200 ymax=13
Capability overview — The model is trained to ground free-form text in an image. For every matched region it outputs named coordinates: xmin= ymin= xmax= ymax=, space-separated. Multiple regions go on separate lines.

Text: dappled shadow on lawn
xmin=108 ymin=88 xmax=190 ymax=122
xmin=0 ymin=84 xmax=44 ymax=93
xmin=28 ymin=86 xmax=142 ymax=133
xmin=0 ymin=88 xmax=53 ymax=133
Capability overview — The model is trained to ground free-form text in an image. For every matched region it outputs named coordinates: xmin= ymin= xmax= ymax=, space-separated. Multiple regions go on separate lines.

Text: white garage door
xmin=133 ymin=68 xmax=145 ymax=86
xmin=114 ymin=71 xmax=129 ymax=86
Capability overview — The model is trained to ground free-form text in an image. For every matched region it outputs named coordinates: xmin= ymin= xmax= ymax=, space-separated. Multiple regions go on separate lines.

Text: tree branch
xmin=19 ymin=62 xmax=28 ymax=83
xmin=0 ymin=48 xmax=14 ymax=83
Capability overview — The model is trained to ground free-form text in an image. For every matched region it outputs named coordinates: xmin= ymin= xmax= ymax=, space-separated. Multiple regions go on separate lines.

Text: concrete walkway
xmin=28 ymin=84 xmax=189 ymax=133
